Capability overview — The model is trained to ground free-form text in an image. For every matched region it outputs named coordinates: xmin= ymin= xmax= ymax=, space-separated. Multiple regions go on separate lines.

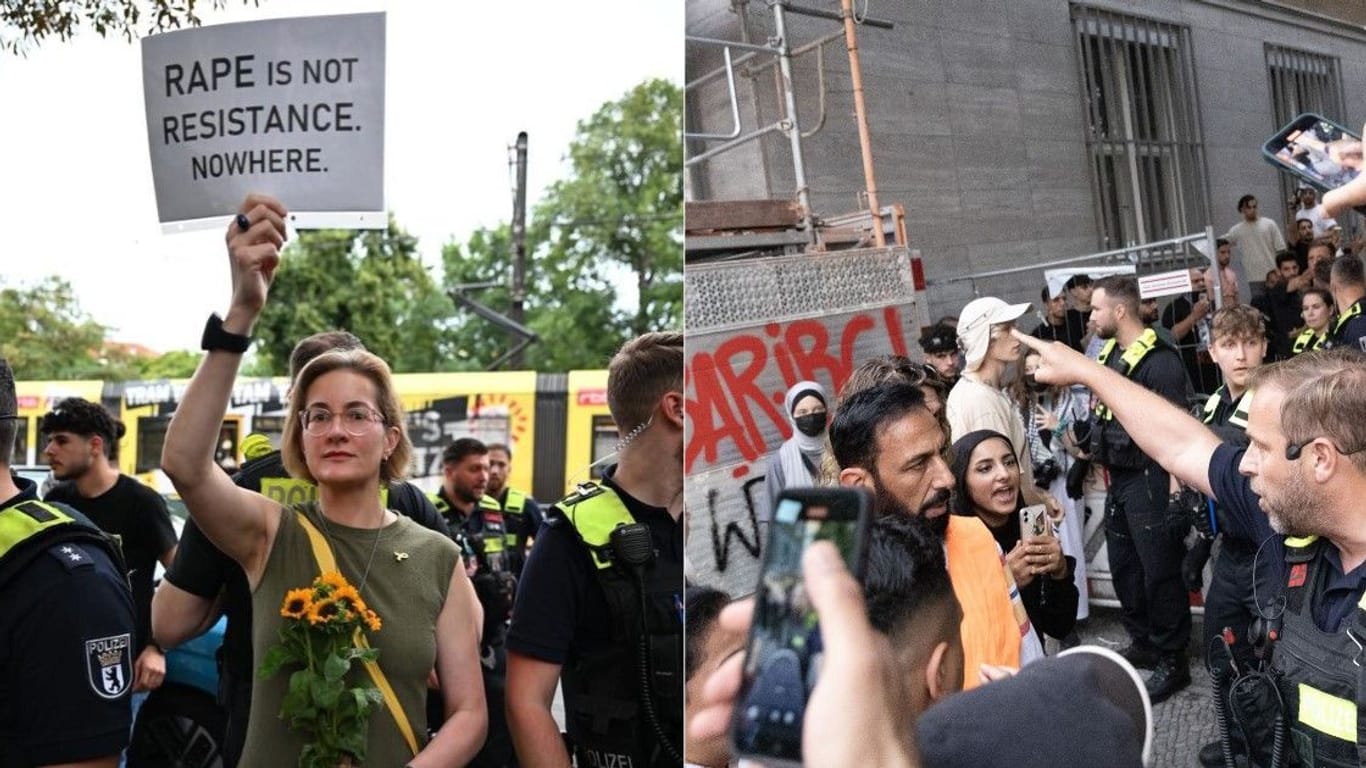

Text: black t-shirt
xmin=1159 ymin=295 xmax=1218 ymax=393
xmin=506 ymin=468 xmax=684 ymax=666
xmin=0 ymin=480 xmax=136 ymax=766
xmin=1064 ymin=308 xmax=1090 ymax=336
xmin=163 ymin=449 xmax=450 ymax=685
xmin=1031 ymin=314 xmax=1087 ymax=353
xmin=45 ymin=475 xmax=175 ymax=651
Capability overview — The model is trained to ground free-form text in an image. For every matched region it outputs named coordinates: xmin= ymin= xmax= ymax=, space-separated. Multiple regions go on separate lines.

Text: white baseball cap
xmin=957 ymin=296 xmax=1031 ymax=372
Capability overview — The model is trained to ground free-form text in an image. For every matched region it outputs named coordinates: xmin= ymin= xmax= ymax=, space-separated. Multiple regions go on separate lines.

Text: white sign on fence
xmin=141 ymin=12 xmax=386 ymax=230
xmin=1138 ymin=269 xmax=1194 ymax=299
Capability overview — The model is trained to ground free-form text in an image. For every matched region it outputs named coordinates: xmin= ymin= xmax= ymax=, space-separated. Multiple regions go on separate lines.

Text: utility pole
xmin=510 ymin=131 xmax=529 ymax=368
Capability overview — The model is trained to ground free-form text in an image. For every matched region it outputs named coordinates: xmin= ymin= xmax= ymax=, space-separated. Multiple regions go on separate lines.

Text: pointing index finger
xmin=1012 ymin=328 xmax=1047 ymax=351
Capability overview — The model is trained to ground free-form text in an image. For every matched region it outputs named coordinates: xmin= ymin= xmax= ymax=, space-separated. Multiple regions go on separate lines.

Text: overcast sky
xmin=1 ymin=0 xmax=681 ymax=354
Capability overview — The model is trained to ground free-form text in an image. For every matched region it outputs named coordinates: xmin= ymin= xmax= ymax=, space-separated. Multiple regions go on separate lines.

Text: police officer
xmin=150 ymin=330 xmax=449 ymax=767
xmin=484 ymin=442 xmax=544 ymax=579
xmin=0 ymin=356 xmax=138 ymax=766
xmin=1086 ymin=276 xmax=1193 ymax=703
xmin=507 ymin=332 xmax=684 ymax=768
xmin=431 ymin=437 xmax=516 ymax=767
xmin=1326 ymin=254 xmax=1366 ymax=353
xmin=1174 ymin=306 xmax=1274 ymax=767
xmin=1019 ymin=333 xmax=1366 ymax=767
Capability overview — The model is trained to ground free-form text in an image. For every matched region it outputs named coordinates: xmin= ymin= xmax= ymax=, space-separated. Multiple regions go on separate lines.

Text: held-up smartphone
xmin=1019 ymin=503 xmax=1050 ymax=538
xmin=1262 ymin=113 xmax=1363 ymax=193
xmin=730 ymin=486 xmax=873 ymax=766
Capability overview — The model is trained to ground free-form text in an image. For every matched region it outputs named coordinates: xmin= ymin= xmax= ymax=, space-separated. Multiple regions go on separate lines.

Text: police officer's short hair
xmin=606 ymin=331 xmax=683 ymax=437
xmin=39 ymin=397 xmax=125 ymax=461
xmin=0 ymin=357 xmax=17 ymax=466
xmin=288 ymin=330 xmax=366 ymax=382
xmin=1248 ymin=349 xmax=1366 ymax=474
xmin=442 ymin=437 xmax=487 ymax=467
xmin=1092 ymin=275 xmax=1141 ymax=316
xmin=1211 ymin=305 xmax=1265 ymax=345
xmin=282 ymin=349 xmax=411 ymax=484
xmin=830 ymin=382 xmax=928 ymax=472
xmin=486 ymin=442 xmax=512 ymax=460
xmin=1330 ymin=254 xmax=1365 ymax=289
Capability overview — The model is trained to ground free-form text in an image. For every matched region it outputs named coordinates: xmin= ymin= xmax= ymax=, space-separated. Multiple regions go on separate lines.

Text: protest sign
xmin=141 ymin=12 xmax=385 ymax=230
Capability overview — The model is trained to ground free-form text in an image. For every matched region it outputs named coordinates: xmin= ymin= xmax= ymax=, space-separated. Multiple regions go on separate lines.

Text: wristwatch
xmin=201 ymin=313 xmax=252 ymax=353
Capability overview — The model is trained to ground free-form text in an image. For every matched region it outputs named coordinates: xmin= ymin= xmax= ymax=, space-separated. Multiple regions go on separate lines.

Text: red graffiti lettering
xmin=785 ymin=320 xmax=845 ymax=386
xmin=884 ymin=306 xmax=909 ymax=356
xmin=687 ymin=310 xmax=911 ymax=475
xmin=685 ymin=352 xmax=756 ymax=472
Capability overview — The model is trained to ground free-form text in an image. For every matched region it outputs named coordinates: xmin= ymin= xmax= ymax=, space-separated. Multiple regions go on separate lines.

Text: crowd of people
xmin=0 ymin=194 xmax=684 ymax=768
xmin=693 ymin=183 xmax=1366 ymax=768
xmin=10 ymin=175 xmax=1366 ymax=767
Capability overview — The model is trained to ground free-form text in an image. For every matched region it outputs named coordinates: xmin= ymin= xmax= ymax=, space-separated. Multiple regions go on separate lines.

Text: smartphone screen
xmin=1263 ymin=113 xmax=1362 ymax=191
xmin=730 ymin=487 xmax=870 ymax=765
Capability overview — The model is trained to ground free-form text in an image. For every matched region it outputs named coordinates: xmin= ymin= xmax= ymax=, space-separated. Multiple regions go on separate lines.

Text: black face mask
xmin=1024 ymin=376 xmax=1044 ymax=391
xmin=794 ymin=412 xmax=827 ymax=437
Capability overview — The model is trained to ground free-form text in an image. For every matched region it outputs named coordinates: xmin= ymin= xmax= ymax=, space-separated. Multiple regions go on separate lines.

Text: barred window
xmin=1266 ymin=44 xmax=1346 ymax=203
xmin=1072 ymin=5 xmax=1210 ymax=249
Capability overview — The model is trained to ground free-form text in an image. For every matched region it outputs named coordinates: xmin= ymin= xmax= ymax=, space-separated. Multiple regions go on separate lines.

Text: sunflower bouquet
xmin=259 ymin=570 xmax=386 ymax=768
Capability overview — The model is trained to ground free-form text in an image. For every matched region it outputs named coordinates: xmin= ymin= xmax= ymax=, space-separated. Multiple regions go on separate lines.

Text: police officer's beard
xmin=1265 ymin=463 xmax=1325 ymax=537
xmin=871 ymin=476 xmax=950 ymax=538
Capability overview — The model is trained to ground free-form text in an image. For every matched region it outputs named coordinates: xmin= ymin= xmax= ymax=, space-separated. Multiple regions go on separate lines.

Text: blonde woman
xmin=161 ymin=194 xmax=486 ymax=766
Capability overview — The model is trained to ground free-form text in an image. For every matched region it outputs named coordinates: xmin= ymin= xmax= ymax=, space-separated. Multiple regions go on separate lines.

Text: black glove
xmin=1183 ymin=537 xmax=1212 ymax=592
xmin=1165 ymin=487 xmax=1210 ymax=539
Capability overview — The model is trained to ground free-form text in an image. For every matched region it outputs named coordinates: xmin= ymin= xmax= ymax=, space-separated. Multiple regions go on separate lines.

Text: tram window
xmin=590 ymin=415 xmax=617 ymax=479
xmin=14 ymin=417 xmax=29 ymax=464
xmin=136 ymin=416 xmax=171 ymax=474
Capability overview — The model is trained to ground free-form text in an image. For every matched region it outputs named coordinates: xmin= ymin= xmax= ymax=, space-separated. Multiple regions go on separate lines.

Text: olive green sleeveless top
xmin=240 ymin=502 xmax=459 ymax=765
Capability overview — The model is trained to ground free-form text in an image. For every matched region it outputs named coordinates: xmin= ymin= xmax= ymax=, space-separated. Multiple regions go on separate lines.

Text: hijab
xmin=777 ymin=381 xmax=828 ymax=488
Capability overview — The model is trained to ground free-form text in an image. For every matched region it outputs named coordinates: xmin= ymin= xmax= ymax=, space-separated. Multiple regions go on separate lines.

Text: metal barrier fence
xmin=922 ymin=228 xmax=1225 ymax=394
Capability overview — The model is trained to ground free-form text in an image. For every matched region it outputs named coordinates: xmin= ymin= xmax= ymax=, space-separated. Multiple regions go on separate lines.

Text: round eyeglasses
xmin=299 ymin=406 xmax=386 ymax=437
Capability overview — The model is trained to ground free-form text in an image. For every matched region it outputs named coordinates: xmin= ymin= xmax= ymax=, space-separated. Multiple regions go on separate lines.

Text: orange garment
xmin=945 ymin=514 xmax=1024 ymax=689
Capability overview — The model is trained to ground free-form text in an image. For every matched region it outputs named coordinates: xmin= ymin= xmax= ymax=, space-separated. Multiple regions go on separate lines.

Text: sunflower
xmin=306 ymin=595 xmax=344 ymax=626
xmin=363 ymin=609 xmax=382 ymax=632
xmin=317 ymin=570 xmax=349 ymax=592
xmin=280 ymin=588 xmax=313 ymax=619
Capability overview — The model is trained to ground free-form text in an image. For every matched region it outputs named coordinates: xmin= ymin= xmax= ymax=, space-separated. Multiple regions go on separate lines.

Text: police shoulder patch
xmin=85 ymin=633 xmax=132 ymax=700
xmin=47 ymin=543 xmax=95 ymax=571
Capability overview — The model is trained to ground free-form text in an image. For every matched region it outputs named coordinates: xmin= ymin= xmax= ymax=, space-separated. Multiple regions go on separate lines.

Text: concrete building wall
xmin=686 ymin=0 xmax=1366 ymax=319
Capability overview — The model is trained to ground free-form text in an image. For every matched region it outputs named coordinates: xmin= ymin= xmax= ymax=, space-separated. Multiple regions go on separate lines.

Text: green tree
xmin=134 ymin=349 xmax=204 ymax=379
xmin=253 ymin=217 xmax=457 ymax=374
xmin=441 ymin=77 xmax=683 ymax=371
xmin=2 ymin=0 xmax=256 ymax=55
xmin=0 ymin=277 xmax=109 ymax=379
xmin=538 ymin=77 xmax=683 ymax=338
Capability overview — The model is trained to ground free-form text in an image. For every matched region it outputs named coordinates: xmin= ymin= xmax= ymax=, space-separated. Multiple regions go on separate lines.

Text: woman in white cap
xmin=765 ymin=381 xmax=828 ymax=511
xmin=946 ymin=297 xmax=1060 ymax=518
